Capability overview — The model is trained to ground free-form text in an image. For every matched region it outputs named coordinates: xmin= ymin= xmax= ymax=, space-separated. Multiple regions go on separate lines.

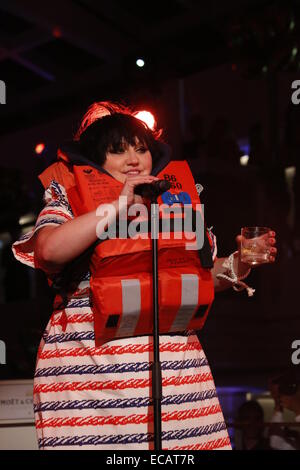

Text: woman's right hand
xmin=120 ymin=174 xmax=159 ymax=206
xmin=33 ymin=175 xmax=160 ymax=272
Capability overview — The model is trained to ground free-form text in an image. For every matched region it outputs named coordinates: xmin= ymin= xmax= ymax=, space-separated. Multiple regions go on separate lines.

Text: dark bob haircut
xmin=77 ymin=111 xmax=164 ymax=168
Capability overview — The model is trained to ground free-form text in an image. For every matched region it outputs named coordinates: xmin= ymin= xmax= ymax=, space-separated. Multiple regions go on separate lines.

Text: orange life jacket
xmin=39 ymin=147 xmax=215 ymax=346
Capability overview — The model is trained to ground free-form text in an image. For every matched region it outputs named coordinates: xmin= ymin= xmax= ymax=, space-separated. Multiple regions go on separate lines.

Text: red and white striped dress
xmin=12 ymin=180 xmax=231 ymax=450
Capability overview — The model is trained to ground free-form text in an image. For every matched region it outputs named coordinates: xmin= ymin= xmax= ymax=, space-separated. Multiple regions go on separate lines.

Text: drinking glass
xmin=241 ymin=227 xmax=271 ymax=265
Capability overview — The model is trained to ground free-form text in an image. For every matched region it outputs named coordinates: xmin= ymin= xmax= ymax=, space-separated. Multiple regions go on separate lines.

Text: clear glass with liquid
xmin=241 ymin=227 xmax=271 ymax=266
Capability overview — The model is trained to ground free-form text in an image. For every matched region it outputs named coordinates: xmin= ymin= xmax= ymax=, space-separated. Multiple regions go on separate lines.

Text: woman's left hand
xmin=266 ymin=230 xmax=277 ymax=263
xmin=236 ymin=230 xmax=278 ymax=266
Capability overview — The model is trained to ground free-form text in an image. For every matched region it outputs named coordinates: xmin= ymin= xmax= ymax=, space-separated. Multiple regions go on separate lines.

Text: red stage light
xmin=134 ymin=110 xmax=156 ymax=130
xmin=52 ymin=27 xmax=62 ymax=38
xmin=35 ymin=143 xmax=45 ymax=154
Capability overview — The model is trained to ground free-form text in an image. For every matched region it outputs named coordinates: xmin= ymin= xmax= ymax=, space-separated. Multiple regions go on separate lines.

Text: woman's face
xmin=102 ymin=139 xmax=152 ymax=183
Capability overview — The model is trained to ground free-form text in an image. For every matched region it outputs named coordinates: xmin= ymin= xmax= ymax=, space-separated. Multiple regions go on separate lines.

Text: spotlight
xmin=285 ymin=166 xmax=296 ymax=180
xmin=52 ymin=27 xmax=62 ymax=38
xmin=134 ymin=110 xmax=155 ymax=130
xmin=240 ymin=155 xmax=249 ymax=166
xmin=35 ymin=143 xmax=45 ymax=155
xmin=136 ymin=58 xmax=145 ymax=68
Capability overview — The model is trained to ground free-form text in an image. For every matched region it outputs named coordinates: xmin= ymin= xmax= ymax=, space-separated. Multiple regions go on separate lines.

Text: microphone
xmin=134 ymin=179 xmax=171 ymax=199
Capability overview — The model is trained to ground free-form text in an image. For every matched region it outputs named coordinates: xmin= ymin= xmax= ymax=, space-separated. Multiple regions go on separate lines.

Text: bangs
xmin=78 ymin=113 xmax=161 ymax=166
xmin=99 ymin=114 xmax=153 ymax=154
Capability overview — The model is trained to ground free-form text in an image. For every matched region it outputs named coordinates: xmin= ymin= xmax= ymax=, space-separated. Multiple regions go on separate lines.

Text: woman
xmin=12 ymin=101 xmax=277 ymax=450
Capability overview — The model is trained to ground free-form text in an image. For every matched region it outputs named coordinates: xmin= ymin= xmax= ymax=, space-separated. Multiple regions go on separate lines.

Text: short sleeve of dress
xmin=12 ymin=180 xmax=74 ymax=269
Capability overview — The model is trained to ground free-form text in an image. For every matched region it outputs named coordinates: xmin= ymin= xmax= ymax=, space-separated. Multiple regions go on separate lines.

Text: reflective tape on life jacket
xmin=39 ymin=151 xmax=215 ymax=346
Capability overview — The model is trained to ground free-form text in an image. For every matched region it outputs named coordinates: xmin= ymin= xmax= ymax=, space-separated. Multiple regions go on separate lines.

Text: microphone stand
xmin=150 ymin=195 xmax=162 ymax=450
xmin=135 ymin=180 xmax=171 ymax=450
